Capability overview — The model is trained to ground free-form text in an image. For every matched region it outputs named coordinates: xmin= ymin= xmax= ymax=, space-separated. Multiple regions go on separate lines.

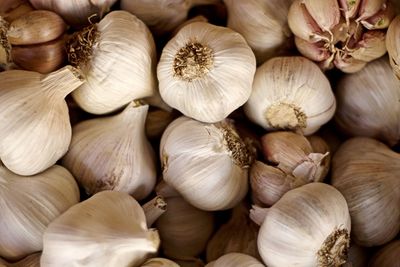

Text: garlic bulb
xmin=335 ymin=57 xmax=400 ymax=146
xmin=331 ymin=137 xmax=400 ymax=247
xmin=156 ymin=197 xmax=214 ymax=260
xmin=0 ymin=66 xmax=84 ymax=176
xmin=157 ymin=21 xmax=256 ymax=123
xmin=62 ymin=103 xmax=156 ymax=200
xmin=387 ymin=15 xmax=400 ymax=79
xmin=223 ymin=0 xmax=293 ymax=64
xmin=206 ymin=253 xmax=265 ymax=267
xmin=141 ymin=258 xmax=179 ymax=267
xmin=0 ymin=165 xmax=80 ymax=261
xmin=244 ymin=56 xmax=336 ymax=135
xmin=288 ymin=0 xmax=393 ymax=72
xmin=67 ymin=11 xmax=156 ymax=114
xmin=160 ymin=116 xmax=252 ymax=211
xmin=369 ymin=240 xmax=400 ymax=267
xmin=0 ymin=252 xmax=41 ymax=267
xmin=256 ymin=182 xmax=351 ymax=267
xmin=29 ymin=0 xmax=117 ymax=26
xmin=41 ymin=190 xmax=160 ymax=267
xmin=121 ymin=0 xmax=219 ymax=36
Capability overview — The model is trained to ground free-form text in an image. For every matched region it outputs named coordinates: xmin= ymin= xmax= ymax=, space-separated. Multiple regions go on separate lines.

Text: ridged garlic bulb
xmin=160 ymin=116 xmax=252 ymax=211
xmin=157 ymin=21 xmax=256 ymax=123
xmin=67 ymin=11 xmax=156 ymax=114
xmin=62 ymin=103 xmax=156 ymax=200
xmin=41 ymin=191 xmax=160 ymax=267
xmin=244 ymin=56 xmax=336 ymax=135
xmin=0 ymin=66 xmax=84 ymax=176
xmin=0 ymin=165 xmax=80 ymax=261
xmin=257 ymin=183 xmax=351 ymax=267
xmin=206 ymin=253 xmax=265 ymax=267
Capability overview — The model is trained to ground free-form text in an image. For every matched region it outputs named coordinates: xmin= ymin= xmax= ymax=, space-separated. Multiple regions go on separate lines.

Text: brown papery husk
xmin=0 ymin=17 xmax=11 ymax=66
xmin=66 ymin=24 xmax=99 ymax=68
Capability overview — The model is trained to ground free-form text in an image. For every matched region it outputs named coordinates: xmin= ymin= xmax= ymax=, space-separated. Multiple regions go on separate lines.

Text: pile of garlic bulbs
xmin=1 ymin=1 xmax=400 ymax=267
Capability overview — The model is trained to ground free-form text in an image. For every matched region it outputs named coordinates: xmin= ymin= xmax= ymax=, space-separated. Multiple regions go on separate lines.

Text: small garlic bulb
xmin=205 ymin=253 xmax=265 ymax=267
xmin=223 ymin=0 xmax=293 ymax=64
xmin=155 ymin=197 xmax=214 ymax=260
xmin=62 ymin=102 xmax=156 ymax=200
xmin=41 ymin=191 xmax=160 ymax=267
xmin=369 ymin=240 xmax=400 ymax=267
xmin=67 ymin=11 xmax=156 ymax=114
xmin=141 ymin=258 xmax=179 ymax=267
xmin=157 ymin=21 xmax=256 ymax=123
xmin=244 ymin=56 xmax=336 ymax=135
xmin=335 ymin=57 xmax=400 ymax=146
xmin=0 ymin=66 xmax=84 ymax=176
xmin=0 ymin=165 xmax=80 ymax=261
xmin=256 ymin=182 xmax=351 ymax=267
xmin=387 ymin=15 xmax=400 ymax=79
xmin=160 ymin=116 xmax=252 ymax=211
xmin=331 ymin=137 xmax=400 ymax=247
xmin=0 ymin=252 xmax=41 ymax=267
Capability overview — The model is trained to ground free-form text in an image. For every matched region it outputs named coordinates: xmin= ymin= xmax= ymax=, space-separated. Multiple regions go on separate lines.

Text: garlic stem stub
xmin=386 ymin=15 xmax=400 ymax=79
xmin=67 ymin=11 xmax=157 ymax=115
xmin=244 ymin=56 xmax=336 ymax=135
xmin=205 ymin=253 xmax=265 ymax=267
xmin=157 ymin=21 xmax=256 ymax=123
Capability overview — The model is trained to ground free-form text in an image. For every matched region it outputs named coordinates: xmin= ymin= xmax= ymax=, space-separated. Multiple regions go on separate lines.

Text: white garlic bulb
xmin=387 ymin=15 xmax=400 ymax=79
xmin=206 ymin=253 xmax=265 ymax=267
xmin=141 ymin=258 xmax=179 ymax=267
xmin=256 ymin=183 xmax=351 ymax=267
xmin=62 ymin=102 xmax=156 ymax=200
xmin=0 ymin=66 xmax=84 ymax=176
xmin=0 ymin=165 xmax=80 ymax=261
xmin=67 ymin=11 xmax=157 ymax=115
xmin=157 ymin=21 xmax=256 ymax=123
xmin=41 ymin=190 xmax=160 ymax=267
xmin=223 ymin=0 xmax=293 ymax=64
xmin=335 ymin=57 xmax=400 ymax=146
xmin=160 ymin=116 xmax=252 ymax=211
xmin=244 ymin=56 xmax=336 ymax=135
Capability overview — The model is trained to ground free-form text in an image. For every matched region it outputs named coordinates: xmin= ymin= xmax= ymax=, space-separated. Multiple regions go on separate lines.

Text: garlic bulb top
xmin=386 ymin=15 xmax=400 ymax=79
xmin=160 ymin=116 xmax=252 ymax=211
xmin=157 ymin=21 xmax=256 ymax=123
xmin=224 ymin=0 xmax=293 ymax=64
xmin=62 ymin=102 xmax=157 ymax=200
xmin=67 ymin=11 xmax=157 ymax=115
xmin=41 ymin=190 xmax=160 ymax=267
xmin=244 ymin=56 xmax=336 ymax=135
xmin=0 ymin=66 xmax=84 ymax=176
xmin=335 ymin=57 xmax=400 ymax=146
xmin=0 ymin=165 xmax=80 ymax=261
xmin=257 ymin=182 xmax=351 ymax=267
xmin=206 ymin=253 xmax=265 ymax=267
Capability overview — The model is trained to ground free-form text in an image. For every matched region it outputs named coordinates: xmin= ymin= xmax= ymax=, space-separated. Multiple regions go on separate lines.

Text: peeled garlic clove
xmin=349 ymin=31 xmax=386 ymax=62
xmin=357 ymin=0 xmax=387 ymax=21
xmin=0 ymin=165 xmax=80 ymax=261
xmin=335 ymin=57 xmax=400 ymax=146
xmin=141 ymin=258 xmax=179 ymax=267
xmin=157 ymin=21 xmax=256 ymax=123
xmin=332 ymin=137 xmax=400 ymax=246
xmin=369 ymin=240 xmax=400 ymax=267
xmin=41 ymin=191 xmax=160 ymax=267
xmin=67 ymin=11 xmax=156 ymax=115
xmin=63 ymin=103 xmax=156 ymax=200
xmin=160 ymin=116 xmax=252 ymax=211
xmin=244 ymin=56 xmax=336 ymax=135
xmin=155 ymin=197 xmax=214 ymax=260
xmin=339 ymin=0 xmax=362 ymax=20
xmin=294 ymin=37 xmax=330 ymax=62
xmin=0 ymin=66 xmax=84 ymax=175
xmin=257 ymin=183 xmax=351 ymax=267
xmin=303 ymin=0 xmax=341 ymax=31
xmin=206 ymin=253 xmax=265 ymax=267
xmin=1 ymin=252 xmax=41 ymax=267
xmin=386 ymin=15 xmax=400 ymax=79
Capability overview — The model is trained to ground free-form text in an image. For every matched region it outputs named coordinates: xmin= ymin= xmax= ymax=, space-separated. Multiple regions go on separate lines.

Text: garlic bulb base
xmin=317 ymin=228 xmax=350 ymax=267
xmin=66 ymin=24 xmax=98 ymax=67
xmin=265 ymin=102 xmax=307 ymax=130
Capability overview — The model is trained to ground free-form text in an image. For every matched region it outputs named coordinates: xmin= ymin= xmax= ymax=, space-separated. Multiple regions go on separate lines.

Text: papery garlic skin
xmin=41 ymin=191 xmax=160 ymax=267
xmin=206 ymin=253 xmax=265 ymax=267
xmin=369 ymin=240 xmax=400 ymax=267
xmin=387 ymin=15 xmax=400 ymax=79
xmin=0 ymin=165 xmax=80 ymax=261
xmin=160 ymin=116 xmax=251 ymax=211
xmin=68 ymin=11 xmax=156 ymax=115
xmin=63 ymin=103 xmax=156 ymax=200
xmin=244 ymin=57 xmax=335 ymax=135
xmin=157 ymin=22 xmax=256 ymax=123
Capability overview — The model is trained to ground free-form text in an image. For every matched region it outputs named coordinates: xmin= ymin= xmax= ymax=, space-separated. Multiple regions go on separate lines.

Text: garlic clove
xmin=155 ymin=179 xmax=181 ymax=199
xmin=40 ymin=190 xmax=160 ymax=267
xmin=141 ymin=258 xmax=179 ymax=267
xmin=145 ymin=108 xmax=177 ymax=140
xmin=360 ymin=2 xmax=395 ymax=29
xmin=2 ymin=2 xmax=34 ymax=23
xmin=348 ymin=31 xmax=386 ymax=62
xmin=333 ymin=53 xmax=367 ymax=73
xmin=294 ymin=37 xmax=331 ymax=62
xmin=357 ymin=0 xmax=387 ymax=21
xmin=205 ymin=253 xmax=265 ymax=267
xmin=339 ymin=0 xmax=362 ymax=20
xmin=303 ymin=0 xmax=341 ymax=31
xmin=1 ymin=252 xmax=41 ymax=267
xmin=368 ymin=240 xmax=400 ymax=267
xmin=386 ymin=15 xmax=400 ymax=79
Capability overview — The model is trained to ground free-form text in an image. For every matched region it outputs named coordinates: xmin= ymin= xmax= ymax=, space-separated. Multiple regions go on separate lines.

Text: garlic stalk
xmin=66 ymin=11 xmax=156 ymax=115
xmin=41 ymin=191 xmax=160 ymax=267
xmin=157 ymin=21 xmax=256 ymax=123
xmin=223 ymin=0 xmax=294 ymax=64
xmin=256 ymin=183 xmax=351 ymax=267
xmin=335 ymin=57 xmax=400 ymax=146
xmin=142 ymin=196 xmax=167 ymax=227
xmin=386 ymin=15 xmax=400 ymax=79
xmin=368 ymin=240 xmax=400 ymax=267
xmin=0 ymin=165 xmax=80 ymax=261
xmin=141 ymin=258 xmax=179 ymax=267
xmin=160 ymin=116 xmax=252 ymax=211
xmin=62 ymin=103 xmax=157 ymax=200
xmin=332 ymin=137 xmax=400 ymax=247
xmin=205 ymin=253 xmax=265 ymax=267
xmin=1 ymin=252 xmax=41 ymax=267
xmin=244 ymin=56 xmax=336 ymax=135
xmin=0 ymin=66 xmax=84 ymax=176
